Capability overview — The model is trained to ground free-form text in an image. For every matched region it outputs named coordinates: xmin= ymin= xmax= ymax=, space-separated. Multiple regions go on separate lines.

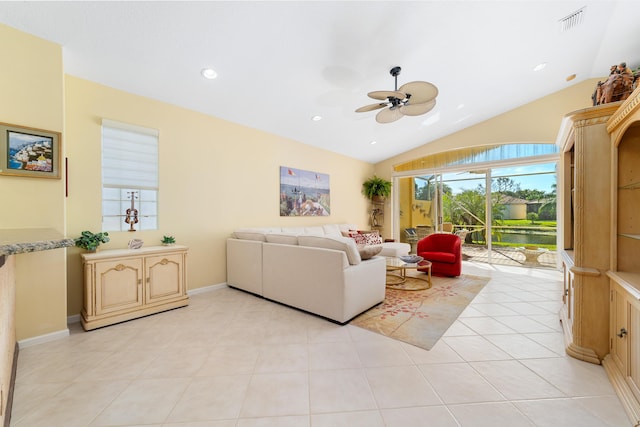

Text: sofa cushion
xmin=233 ymin=228 xmax=275 ymax=241
xmin=357 ymin=244 xmax=383 ymax=260
xmin=379 ymin=242 xmax=411 ymax=257
xmin=281 ymin=227 xmax=306 ymax=234
xmin=298 ymin=235 xmax=361 ymax=265
xmin=322 ymin=224 xmax=342 ymax=236
xmin=421 ymin=251 xmax=456 ymax=263
xmin=265 ymin=233 xmax=299 ymax=245
xmin=304 ymin=226 xmax=325 ymax=235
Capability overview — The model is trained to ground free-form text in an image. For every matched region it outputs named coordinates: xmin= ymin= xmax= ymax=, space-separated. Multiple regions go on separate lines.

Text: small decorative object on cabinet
xmin=161 ymin=235 xmax=176 ymax=245
xmin=556 ymin=100 xmax=621 ymax=364
xmin=74 ymin=230 xmax=110 ymax=252
xmin=128 ymin=239 xmax=143 ymax=249
xmin=602 ymin=87 xmax=640 ymax=425
xmin=80 ymin=245 xmax=189 ymax=330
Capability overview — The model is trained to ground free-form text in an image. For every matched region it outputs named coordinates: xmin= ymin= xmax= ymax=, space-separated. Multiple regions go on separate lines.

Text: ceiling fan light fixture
xmin=356 ymin=66 xmax=438 ymax=123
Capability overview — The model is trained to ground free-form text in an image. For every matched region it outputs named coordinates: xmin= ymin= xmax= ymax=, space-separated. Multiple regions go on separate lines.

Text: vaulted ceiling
xmin=1 ymin=1 xmax=638 ymax=163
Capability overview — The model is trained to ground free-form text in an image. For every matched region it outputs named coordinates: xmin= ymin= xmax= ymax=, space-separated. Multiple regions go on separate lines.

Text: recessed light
xmin=457 ymin=104 xmax=465 ymax=110
xmin=533 ymin=62 xmax=547 ymax=72
xmin=311 ymin=115 xmax=322 ymax=121
xmin=370 ymin=141 xmax=377 ymax=145
xmin=201 ymin=68 xmax=217 ymax=79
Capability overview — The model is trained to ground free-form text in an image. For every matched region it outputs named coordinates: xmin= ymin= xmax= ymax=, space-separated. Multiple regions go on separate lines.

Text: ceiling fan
xmin=355 ymin=66 xmax=438 ymax=124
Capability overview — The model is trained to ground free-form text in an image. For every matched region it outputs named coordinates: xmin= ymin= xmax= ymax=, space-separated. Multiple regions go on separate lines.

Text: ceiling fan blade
xmin=376 ymin=107 xmax=404 ymax=124
xmin=400 ymin=99 xmax=437 ymax=116
xmin=355 ymin=102 xmax=387 ymax=113
xmin=368 ymin=90 xmax=406 ymax=101
xmin=398 ymin=81 xmax=438 ymax=104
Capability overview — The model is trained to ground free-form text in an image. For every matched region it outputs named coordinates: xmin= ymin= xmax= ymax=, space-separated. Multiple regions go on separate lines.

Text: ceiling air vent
xmin=559 ymin=6 xmax=586 ymax=32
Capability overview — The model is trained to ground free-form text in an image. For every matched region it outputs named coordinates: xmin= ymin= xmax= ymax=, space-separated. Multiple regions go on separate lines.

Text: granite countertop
xmin=0 ymin=228 xmax=75 ymax=256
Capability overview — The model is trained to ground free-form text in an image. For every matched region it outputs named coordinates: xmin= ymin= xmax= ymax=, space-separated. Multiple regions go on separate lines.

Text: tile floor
xmin=10 ymin=261 xmax=631 ymax=426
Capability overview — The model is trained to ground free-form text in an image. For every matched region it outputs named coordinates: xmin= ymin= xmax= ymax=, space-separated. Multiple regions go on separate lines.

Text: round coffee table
xmin=385 ymin=257 xmax=432 ymax=290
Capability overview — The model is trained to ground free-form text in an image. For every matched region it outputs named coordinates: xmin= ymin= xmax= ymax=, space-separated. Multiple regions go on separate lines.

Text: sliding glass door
xmin=395 ymin=161 xmax=557 ymax=268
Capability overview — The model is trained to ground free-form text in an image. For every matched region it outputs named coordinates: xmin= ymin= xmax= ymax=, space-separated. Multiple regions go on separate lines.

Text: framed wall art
xmin=0 ymin=122 xmax=61 ymax=179
xmin=280 ymin=166 xmax=330 ymax=216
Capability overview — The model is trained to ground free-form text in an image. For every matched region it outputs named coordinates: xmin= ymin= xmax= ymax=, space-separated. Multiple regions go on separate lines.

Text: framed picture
xmin=280 ymin=166 xmax=330 ymax=216
xmin=0 ymin=122 xmax=61 ymax=179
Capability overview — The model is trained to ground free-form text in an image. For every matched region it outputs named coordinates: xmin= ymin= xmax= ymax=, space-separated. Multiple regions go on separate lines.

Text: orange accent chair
xmin=416 ymin=233 xmax=462 ymax=277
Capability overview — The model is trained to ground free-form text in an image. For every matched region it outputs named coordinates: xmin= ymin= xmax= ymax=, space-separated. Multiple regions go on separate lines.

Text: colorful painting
xmin=280 ymin=166 xmax=330 ymax=216
xmin=0 ymin=122 xmax=61 ymax=179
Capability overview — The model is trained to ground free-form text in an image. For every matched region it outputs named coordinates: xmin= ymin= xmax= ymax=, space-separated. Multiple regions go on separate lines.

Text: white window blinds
xmin=101 ymin=119 xmax=159 ymax=231
xmin=101 ymin=119 xmax=159 ymax=189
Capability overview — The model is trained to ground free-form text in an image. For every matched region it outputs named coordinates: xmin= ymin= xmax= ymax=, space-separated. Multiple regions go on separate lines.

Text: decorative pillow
xmin=297 ymin=235 xmax=361 ymax=265
xmin=342 ymin=230 xmax=367 ymax=245
xmin=363 ymin=232 xmax=383 ymax=245
xmin=357 ymin=244 xmax=383 ymax=260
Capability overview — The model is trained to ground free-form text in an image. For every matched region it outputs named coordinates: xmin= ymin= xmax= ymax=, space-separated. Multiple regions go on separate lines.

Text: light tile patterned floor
xmin=10 ymin=261 xmax=631 ymax=426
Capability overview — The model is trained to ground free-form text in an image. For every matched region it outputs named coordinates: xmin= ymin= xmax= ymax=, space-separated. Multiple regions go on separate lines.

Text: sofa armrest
xmin=227 ymin=238 xmax=263 ymax=295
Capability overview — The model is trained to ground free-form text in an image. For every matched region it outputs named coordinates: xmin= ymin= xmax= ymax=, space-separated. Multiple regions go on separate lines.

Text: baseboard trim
xmin=4 ymin=343 xmax=18 ymax=427
xmin=17 ymin=329 xmax=69 ymax=349
xmin=67 ymin=313 xmax=81 ymax=324
xmin=63 ymin=283 xmax=228 ymax=325
xmin=187 ymin=282 xmax=228 ymax=295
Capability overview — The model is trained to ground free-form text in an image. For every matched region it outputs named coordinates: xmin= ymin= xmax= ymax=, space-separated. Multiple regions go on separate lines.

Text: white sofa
xmin=226 ymin=224 xmax=409 ymax=323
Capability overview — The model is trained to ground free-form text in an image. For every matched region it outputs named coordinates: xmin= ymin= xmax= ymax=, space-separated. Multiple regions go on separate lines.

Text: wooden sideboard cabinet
xmin=81 ymin=245 xmax=189 ymax=330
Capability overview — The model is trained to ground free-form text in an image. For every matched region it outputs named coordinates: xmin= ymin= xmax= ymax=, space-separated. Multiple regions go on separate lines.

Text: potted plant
xmin=362 ymin=175 xmax=392 ymax=201
xmin=75 ymin=231 xmax=110 ymax=252
xmin=161 ymin=235 xmax=176 ymax=245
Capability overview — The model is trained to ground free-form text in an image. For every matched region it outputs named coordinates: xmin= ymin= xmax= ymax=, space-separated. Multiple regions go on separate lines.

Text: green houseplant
xmin=161 ymin=235 xmax=176 ymax=245
xmin=75 ymin=231 xmax=110 ymax=252
xmin=362 ymin=175 xmax=392 ymax=201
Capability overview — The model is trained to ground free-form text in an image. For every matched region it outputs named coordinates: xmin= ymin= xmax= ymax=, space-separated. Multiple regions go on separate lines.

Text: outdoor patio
xmin=461 ymin=244 xmax=557 ymax=269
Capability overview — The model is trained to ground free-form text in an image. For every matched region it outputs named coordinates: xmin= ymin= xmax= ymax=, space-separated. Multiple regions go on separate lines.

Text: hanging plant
xmin=362 ymin=175 xmax=392 ymax=201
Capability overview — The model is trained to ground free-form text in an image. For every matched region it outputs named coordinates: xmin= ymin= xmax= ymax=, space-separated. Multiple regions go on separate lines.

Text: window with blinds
xmin=101 ymin=119 xmax=159 ymax=231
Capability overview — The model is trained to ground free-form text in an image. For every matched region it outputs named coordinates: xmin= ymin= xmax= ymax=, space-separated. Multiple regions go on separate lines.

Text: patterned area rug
xmin=351 ymin=274 xmax=489 ymax=350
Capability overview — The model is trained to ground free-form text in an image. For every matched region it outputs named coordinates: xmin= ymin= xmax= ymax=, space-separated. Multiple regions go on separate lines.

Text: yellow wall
xmin=374 ymin=79 xmax=604 ymax=236
xmin=0 ymin=23 xmax=611 ymax=341
xmin=0 ymin=24 xmax=67 ymax=340
xmin=64 ymin=76 xmax=374 ymax=316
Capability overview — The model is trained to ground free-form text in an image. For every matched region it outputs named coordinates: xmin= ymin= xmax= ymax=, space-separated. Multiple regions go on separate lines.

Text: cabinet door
xmin=629 ymin=301 xmax=640 ymax=401
xmin=611 ymin=285 xmax=629 ymax=373
xmin=145 ymin=253 xmax=184 ymax=304
xmin=95 ymin=258 xmax=144 ymax=316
